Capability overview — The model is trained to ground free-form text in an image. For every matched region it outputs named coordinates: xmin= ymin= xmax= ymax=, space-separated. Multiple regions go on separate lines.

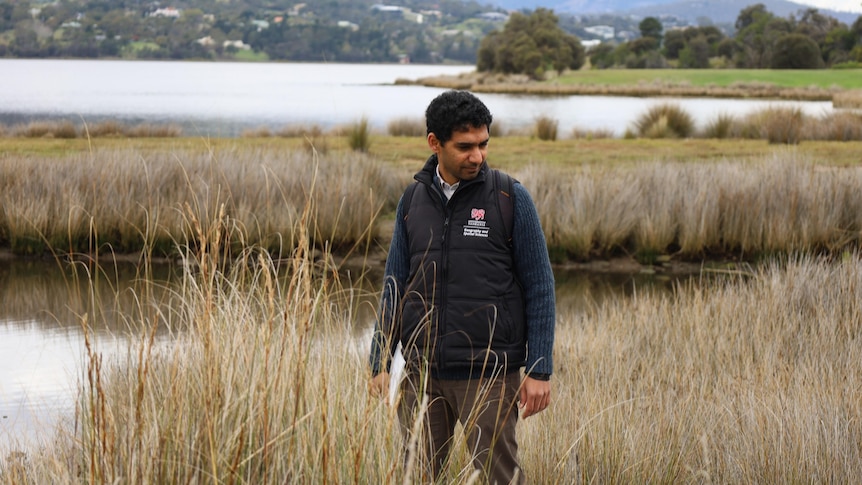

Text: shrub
xmin=633 ymin=103 xmax=695 ymax=138
xmin=534 ymin=115 xmax=558 ymax=141
xmin=16 ymin=120 xmax=78 ymax=139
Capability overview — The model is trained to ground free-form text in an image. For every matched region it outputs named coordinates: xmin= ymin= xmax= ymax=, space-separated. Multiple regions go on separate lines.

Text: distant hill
xmin=624 ymin=0 xmax=860 ymax=24
xmin=486 ymin=0 xmax=860 ymax=24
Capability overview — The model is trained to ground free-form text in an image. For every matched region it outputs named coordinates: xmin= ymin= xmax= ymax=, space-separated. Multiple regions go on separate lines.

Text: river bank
xmin=399 ymin=70 xmax=861 ymax=103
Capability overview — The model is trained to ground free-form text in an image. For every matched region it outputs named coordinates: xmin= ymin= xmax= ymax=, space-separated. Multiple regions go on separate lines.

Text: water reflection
xmin=0 ymin=257 xmax=702 ymax=449
xmin=0 ymin=258 xmax=175 ymax=449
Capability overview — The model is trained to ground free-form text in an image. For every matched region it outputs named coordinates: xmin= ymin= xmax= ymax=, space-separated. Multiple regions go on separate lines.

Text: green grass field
xmin=555 ymin=68 xmax=862 ymax=89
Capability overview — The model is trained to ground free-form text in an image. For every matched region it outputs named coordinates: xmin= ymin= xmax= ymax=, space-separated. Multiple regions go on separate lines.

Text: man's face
xmin=428 ymin=125 xmax=489 ymax=185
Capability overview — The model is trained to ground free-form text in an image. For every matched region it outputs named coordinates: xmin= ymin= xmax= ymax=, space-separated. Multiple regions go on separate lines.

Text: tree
xmin=476 ymin=8 xmax=585 ymax=79
xmin=734 ymin=6 xmax=791 ymax=68
xmin=679 ymin=36 xmax=711 ymax=68
xmin=588 ymin=42 xmax=616 ymax=69
xmin=663 ymin=29 xmax=686 ymax=59
xmin=735 ymin=3 xmax=769 ymax=31
xmin=772 ymin=33 xmax=824 ymax=68
xmin=639 ymin=16 xmax=663 ymax=43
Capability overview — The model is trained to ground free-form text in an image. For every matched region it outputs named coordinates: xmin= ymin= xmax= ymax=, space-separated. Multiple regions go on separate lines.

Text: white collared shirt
xmin=436 ymin=164 xmax=459 ymax=201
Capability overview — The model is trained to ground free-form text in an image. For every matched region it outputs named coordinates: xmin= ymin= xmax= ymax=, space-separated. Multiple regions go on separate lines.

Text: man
xmin=369 ymin=90 xmax=555 ymax=484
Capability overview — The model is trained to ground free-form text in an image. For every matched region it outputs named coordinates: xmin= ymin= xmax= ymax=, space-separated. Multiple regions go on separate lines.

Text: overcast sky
xmin=803 ymin=0 xmax=862 ymax=12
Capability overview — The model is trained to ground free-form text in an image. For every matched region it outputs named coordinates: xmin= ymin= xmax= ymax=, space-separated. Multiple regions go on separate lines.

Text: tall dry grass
xmin=833 ymin=89 xmax=862 ymax=109
xmin=522 ymin=253 xmax=862 ymax=482
xmin=387 ymin=117 xmax=426 ymax=137
xmin=519 ymin=155 xmax=862 ymax=261
xmin=633 ymin=103 xmax=696 ymax=139
xmin=534 ymin=115 xmax=559 ymax=141
xmin=0 ymin=144 xmax=400 ymax=256
xmin=2 ymin=120 xmax=183 ymax=139
xmin=3 ymin=217 xmax=861 ymax=482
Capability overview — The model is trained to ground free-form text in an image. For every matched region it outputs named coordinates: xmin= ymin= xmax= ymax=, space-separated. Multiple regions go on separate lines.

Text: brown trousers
xmin=398 ymin=371 xmax=525 ymax=485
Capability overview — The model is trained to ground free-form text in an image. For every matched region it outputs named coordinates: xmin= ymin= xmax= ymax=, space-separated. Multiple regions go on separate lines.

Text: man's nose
xmin=468 ymin=146 xmax=484 ymax=163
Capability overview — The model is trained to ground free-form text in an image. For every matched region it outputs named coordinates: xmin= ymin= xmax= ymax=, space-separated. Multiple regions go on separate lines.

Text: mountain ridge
xmin=485 ymin=0 xmax=860 ymax=24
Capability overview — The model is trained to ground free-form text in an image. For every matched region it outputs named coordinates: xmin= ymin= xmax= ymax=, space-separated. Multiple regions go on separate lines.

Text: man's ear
xmin=427 ymin=133 xmax=441 ymax=154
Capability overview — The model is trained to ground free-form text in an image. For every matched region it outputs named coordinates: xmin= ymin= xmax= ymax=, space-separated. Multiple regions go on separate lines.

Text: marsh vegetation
xmin=2 ymin=203 xmax=860 ymax=483
xmin=2 ymin=118 xmax=862 ymax=482
xmin=2 ymin=134 xmax=861 ymax=263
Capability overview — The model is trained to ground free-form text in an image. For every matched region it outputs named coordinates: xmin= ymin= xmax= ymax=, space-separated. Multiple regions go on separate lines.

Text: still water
xmin=0 ymin=256 xmax=693 ymax=450
xmin=0 ymin=59 xmax=835 ymax=137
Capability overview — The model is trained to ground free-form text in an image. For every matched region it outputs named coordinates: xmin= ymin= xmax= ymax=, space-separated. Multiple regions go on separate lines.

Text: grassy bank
xmin=2 ymin=219 xmax=860 ymax=482
xmin=2 ymin=137 xmax=862 ymax=263
xmin=409 ymin=69 xmax=862 ymax=101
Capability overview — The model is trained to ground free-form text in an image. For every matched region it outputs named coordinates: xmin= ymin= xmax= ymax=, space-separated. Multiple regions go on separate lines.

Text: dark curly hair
xmin=425 ymin=90 xmax=493 ymax=145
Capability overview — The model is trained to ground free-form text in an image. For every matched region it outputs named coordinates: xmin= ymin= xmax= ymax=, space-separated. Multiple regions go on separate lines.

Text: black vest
xmin=400 ymin=158 xmax=526 ymax=375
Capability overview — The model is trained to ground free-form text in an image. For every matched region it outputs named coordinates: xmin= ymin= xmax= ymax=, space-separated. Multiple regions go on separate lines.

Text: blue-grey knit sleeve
xmin=369 ymin=194 xmax=410 ymax=376
xmin=511 ymin=182 xmax=556 ymax=377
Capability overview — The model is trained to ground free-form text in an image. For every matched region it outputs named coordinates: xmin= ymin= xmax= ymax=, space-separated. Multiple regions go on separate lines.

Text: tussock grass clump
xmin=387 ymin=117 xmax=425 ymax=137
xmin=347 ymin=117 xmax=372 ymax=152
xmin=806 ymin=111 xmax=862 ymax=141
xmin=755 ymin=106 xmax=806 ymax=144
xmin=274 ymin=123 xmax=325 ymax=138
xmin=124 ymin=122 xmax=183 ymax=138
xmin=701 ymin=112 xmax=738 ymax=139
xmin=489 ymin=120 xmax=505 ymax=137
xmin=534 ymin=115 xmax=559 ymax=141
xmin=833 ymin=89 xmax=862 ymax=109
xmin=633 ymin=103 xmax=696 ymax=139
xmin=275 ymin=124 xmax=329 ymax=152
xmin=0 ymin=144 xmax=399 ymax=256
xmin=15 ymin=120 xmax=78 ymax=139
xmin=570 ymin=127 xmax=614 ymax=139
xmin=85 ymin=120 xmax=127 ymax=137
xmin=518 ymin=155 xmax=862 ymax=260
xmin=240 ymin=125 xmax=272 ymax=138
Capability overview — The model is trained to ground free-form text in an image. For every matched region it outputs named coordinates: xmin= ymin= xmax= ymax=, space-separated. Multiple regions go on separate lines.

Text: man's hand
xmin=519 ymin=376 xmax=551 ymax=418
xmin=368 ymin=372 xmax=390 ymax=399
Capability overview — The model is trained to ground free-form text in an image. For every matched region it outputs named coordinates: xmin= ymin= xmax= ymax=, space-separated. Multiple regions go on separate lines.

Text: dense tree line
xmin=0 ymin=0 xmax=500 ymax=63
xmin=589 ymin=4 xmax=862 ymax=70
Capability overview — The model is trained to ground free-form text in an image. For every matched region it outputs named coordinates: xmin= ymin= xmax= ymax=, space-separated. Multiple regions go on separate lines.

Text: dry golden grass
xmin=2 ymin=138 xmax=862 ymax=261
xmin=517 ymin=154 xmax=862 ymax=262
xmin=0 ymin=143 xmax=400 ymax=256
xmin=833 ymin=89 xmax=862 ymax=109
xmin=387 ymin=116 xmax=426 ymax=137
xmin=3 ymin=120 xmax=183 ymax=139
xmin=3 ymin=220 xmax=860 ymax=482
xmin=523 ymin=253 xmax=862 ymax=482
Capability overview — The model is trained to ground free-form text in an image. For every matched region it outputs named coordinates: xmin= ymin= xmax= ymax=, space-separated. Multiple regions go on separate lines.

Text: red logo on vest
xmin=471 ymin=208 xmax=485 ymax=220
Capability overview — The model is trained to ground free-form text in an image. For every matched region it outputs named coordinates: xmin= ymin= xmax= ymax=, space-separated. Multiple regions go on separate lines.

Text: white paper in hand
xmin=388 ymin=342 xmax=406 ymax=406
